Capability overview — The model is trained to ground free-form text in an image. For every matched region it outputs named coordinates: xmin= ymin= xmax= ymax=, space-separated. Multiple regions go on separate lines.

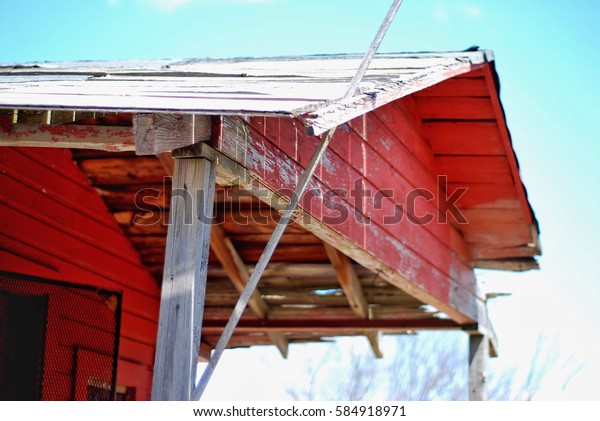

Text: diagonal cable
xmin=193 ymin=0 xmax=404 ymax=400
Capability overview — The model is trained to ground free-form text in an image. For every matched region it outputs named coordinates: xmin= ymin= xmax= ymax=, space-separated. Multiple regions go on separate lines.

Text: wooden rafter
xmin=324 ymin=242 xmax=383 ymax=357
xmin=201 ymin=318 xmax=459 ymax=332
xmin=210 ymin=224 xmax=289 ymax=358
xmin=324 ymin=243 xmax=369 ymax=318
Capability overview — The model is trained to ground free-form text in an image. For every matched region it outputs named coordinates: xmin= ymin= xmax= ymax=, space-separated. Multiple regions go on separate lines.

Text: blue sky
xmin=2 ymin=0 xmax=599 ymax=400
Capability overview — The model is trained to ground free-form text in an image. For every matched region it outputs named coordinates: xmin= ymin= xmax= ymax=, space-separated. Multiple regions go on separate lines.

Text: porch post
xmin=151 ymin=156 xmax=215 ymax=400
xmin=468 ymin=334 xmax=489 ymax=400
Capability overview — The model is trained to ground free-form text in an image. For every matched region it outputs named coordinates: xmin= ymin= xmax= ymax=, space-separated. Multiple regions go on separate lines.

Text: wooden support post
xmin=156 ymin=150 xmax=288 ymax=358
xmin=469 ymin=334 xmax=489 ymax=401
xmin=151 ymin=156 xmax=216 ymax=401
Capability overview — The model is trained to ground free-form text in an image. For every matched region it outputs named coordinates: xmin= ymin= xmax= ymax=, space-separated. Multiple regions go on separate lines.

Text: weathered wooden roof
xmin=0 ymin=51 xmax=493 ymax=135
xmin=0 ymin=50 xmax=541 ymax=357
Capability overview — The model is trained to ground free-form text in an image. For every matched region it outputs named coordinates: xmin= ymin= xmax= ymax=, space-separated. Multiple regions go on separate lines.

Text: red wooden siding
xmin=0 ymin=147 xmax=159 ymax=400
xmin=215 ymin=103 xmax=483 ymax=324
xmin=416 ymin=68 xmax=538 ymax=263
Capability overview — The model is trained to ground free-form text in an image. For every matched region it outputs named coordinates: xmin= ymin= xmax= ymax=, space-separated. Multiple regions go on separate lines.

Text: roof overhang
xmin=0 ymin=50 xmax=493 ymax=136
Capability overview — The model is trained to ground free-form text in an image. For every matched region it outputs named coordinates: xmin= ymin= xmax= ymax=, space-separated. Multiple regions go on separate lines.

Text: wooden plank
xmin=368 ymin=99 xmax=436 ymax=174
xmin=210 ymin=227 xmax=293 ymax=358
xmin=210 ymin=225 xmax=269 ymax=317
xmin=468 ymin=245 xmax=538 ymax=261
xmin=424 ymin=121 xmax=505 ymax=155
xmin=324 ymin=242 xmax=385 ymax=358
xmin=413 ymin=77 xmax=489 ymax=97
xmin=235 ymin=243 xmax=329 ymax=263
xmin=447 ymin=183 xmax=520 ymax=209
xmin=201 ymin=318 xmax=459 ymax=333
xmin=468 ymin=334 xmax=489 ymax=400
xmin=198 ymin=342 xmax=213 ymax=362
xmin=96 ymin=184 xmax=170 ymax=211
xmin=435 ymin=156 xmax=514 ymax=184
xmin=151 ymin=157 xmax=215 ymax=401
xmin=0 ymin=122 xmax=136 ymax=151
xmin=471 ymin=258 xmax=538 ymax=271
xmin=1 ymin=147 xmax=118 ymax=216
xmin=323 ymin=243 xmax=368 ymax=319
xmin=156 ymin=151 xmax=175 ymax=176
xmin=134 ymin=114 xmax=211 ymax=155
xmin=365 ymin=331 xmax=383 ymax=358
xmin=0 ymin=172 xmax=147 ymax=267
xmin=78 ymin=156 xmax=167 ymax=185
xmin=416 ymin=97 xmax=496 ymax=120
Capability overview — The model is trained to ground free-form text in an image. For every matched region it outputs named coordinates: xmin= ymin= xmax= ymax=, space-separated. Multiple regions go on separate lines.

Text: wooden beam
xmin=365 ymin=331 xmax=384 ymax=358
xmin=210 ymin=224 xmax=269 ymax=318
xmin=198 ymin=342 xmax=213 ymax=363
xmin=472 ymin=258 xmax=539 ymax=272
xmin=210 ymin=223 xmax=289 ymax=358
xmin=0 ymin=122 xmax=136 ymax=151
xmin=156 ymin=152 xmax=175 ymax=177
xmin=201 ymin=318 xmax=459 ymax=333
xmin=324 ymin=242 xmax=383 ymax=358
xmin=323 ymin=243 xmax=369 ymax=319
xmin=151 ymin=157 xmax=216 ymax=401
xmin=468 ymin=334 xmax=489 ymax=400
xmin=134 ymin=114 xmax=211 ymax=155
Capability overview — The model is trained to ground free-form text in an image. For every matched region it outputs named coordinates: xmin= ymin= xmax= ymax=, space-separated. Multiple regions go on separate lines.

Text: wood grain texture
xmin=469 ymin=334 xmax=489 ymax=400
xmin=201 ymin=318 xmax=459 ymax=332
xmin=323 ymin=243 xmax=369 ymax=319
xmin=151 ymin=157 xmax=215 ymax=401
xmin=0 ymin=51 xmax=494 ymax=136
xmin=134 ymin=114 xmax=211 ymax=155
xmin=0 ymin=122 xmax=136 ymax=151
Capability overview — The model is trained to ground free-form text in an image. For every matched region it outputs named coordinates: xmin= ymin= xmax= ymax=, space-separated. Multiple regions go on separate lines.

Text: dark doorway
xmin=0 ymin=292 xmax=48 ymax=400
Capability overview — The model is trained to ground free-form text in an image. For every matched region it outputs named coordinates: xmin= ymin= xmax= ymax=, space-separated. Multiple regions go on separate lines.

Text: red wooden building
xmin=0 ymin=50 xmax=540 ymax=400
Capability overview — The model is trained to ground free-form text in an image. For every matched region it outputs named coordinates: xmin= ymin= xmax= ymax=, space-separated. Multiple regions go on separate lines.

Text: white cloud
xmin=432 ymin=3 xmax=449 ymax=23
xmin=432 ymin=1 xmax=483 ymax=23
xmin=461 ymin=3 xmax=483 ymax=20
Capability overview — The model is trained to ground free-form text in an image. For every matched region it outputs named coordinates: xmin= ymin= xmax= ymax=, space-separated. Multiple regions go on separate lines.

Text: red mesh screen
xmin=0 ymin=271 xmax=121 ymax=400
